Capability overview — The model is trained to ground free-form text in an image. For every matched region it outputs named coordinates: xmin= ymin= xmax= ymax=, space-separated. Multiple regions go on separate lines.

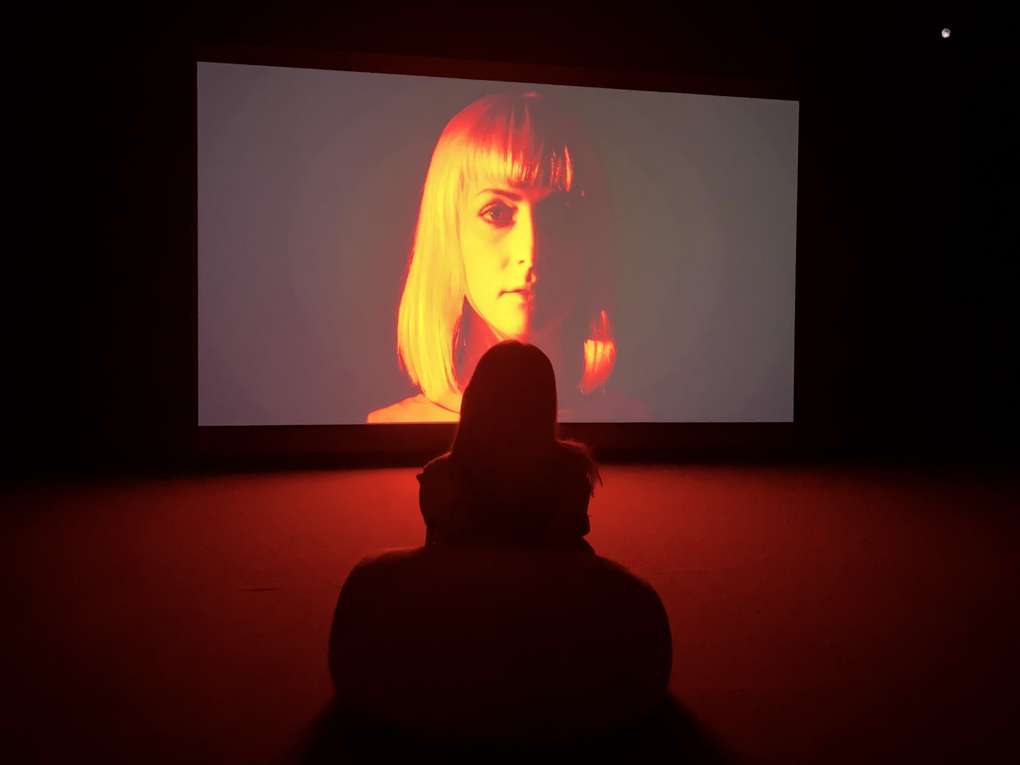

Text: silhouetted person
xmin=328 ymin=342 xmax=673 ymax=746
xmin=418 ymin=340 xmax=599 ymax=551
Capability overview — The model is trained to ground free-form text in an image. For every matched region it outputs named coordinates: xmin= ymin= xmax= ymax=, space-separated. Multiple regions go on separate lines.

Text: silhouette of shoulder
xmin=416 ymin=455 xmax=459 ymax=532
xmin=417 ymin=447 xmax=593 ymax=550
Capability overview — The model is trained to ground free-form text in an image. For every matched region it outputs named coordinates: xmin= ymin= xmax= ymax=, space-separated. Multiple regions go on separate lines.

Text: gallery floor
xmin=3 ymin=463 xmax=1017 ymax=763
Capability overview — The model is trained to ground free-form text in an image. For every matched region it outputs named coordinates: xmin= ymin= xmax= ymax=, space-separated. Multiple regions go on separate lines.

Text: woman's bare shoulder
xmin=367 ymin=395 xmax=460 ymax=423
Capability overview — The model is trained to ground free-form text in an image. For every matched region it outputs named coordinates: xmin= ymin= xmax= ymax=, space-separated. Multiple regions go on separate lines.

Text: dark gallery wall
xmin=6 ymin=1 xmax=1015 ymax=473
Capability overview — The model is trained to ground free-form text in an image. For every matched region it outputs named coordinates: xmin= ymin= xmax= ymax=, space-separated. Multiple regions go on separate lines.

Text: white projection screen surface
xmin=197 ymin=62 xmax=798 ymax=426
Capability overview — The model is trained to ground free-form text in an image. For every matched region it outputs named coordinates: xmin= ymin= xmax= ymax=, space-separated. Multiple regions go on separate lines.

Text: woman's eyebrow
xmin=477 ymin=189 xmax=523 ymax=201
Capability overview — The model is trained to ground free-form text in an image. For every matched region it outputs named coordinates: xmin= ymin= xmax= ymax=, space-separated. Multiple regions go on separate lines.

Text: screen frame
xmin=191 ymin=42 xmax=798 ymax=457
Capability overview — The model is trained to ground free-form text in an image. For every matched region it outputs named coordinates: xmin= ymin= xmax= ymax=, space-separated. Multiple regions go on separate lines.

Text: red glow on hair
xmin=579 ymin=310 xmax=615 ymax=395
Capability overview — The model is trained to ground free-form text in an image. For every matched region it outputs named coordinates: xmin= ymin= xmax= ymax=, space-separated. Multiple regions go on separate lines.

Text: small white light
xmin=942 ymin=28 xmax=951 ymax=38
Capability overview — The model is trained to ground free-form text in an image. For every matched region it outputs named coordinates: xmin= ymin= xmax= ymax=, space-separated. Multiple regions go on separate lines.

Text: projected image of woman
xmin=368 ymin=92 xmax=644 ymax=423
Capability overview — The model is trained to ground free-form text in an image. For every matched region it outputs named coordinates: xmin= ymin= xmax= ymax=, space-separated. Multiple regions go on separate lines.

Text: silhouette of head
xmin=451 ymin=341 xmax=558 ymax=476
xmin=447 ymin=340 xmax=600 ymax=530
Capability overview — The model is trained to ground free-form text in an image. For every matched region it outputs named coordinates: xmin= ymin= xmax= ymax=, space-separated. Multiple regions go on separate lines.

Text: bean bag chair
xmin=328 ymin=545 xmax=672 ymax=744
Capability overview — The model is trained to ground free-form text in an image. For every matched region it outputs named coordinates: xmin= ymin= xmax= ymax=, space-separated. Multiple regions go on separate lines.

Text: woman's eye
xmin=480 ymin=201 xmax=515 ymax=227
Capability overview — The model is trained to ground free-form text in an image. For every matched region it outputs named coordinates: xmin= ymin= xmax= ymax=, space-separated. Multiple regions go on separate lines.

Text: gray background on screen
xmin=197 ymin=63 xmax=798 ymax=425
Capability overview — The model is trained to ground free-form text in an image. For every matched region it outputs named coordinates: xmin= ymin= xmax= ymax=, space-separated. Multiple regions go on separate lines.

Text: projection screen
xmin=197 ymin=61 xmax=798 ymax=426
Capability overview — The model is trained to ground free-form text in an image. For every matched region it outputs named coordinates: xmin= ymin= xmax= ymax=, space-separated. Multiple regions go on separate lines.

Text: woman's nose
xmin=511 ymin=205 xmax=537 ymax=270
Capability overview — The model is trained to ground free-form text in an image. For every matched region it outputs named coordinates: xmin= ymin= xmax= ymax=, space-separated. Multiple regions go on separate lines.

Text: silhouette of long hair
xmin=449 ymin=342 xmax=599 ymax=529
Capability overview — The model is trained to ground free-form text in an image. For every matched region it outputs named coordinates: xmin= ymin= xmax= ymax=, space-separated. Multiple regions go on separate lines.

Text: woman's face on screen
xmin=459 ymin=176 xmax=584 ymax=339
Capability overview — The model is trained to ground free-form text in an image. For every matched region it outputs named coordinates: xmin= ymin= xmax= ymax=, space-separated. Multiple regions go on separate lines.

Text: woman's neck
xmin=460 ymin=307 xmax=501 ymax=386
xmin=527 ymin=322 xmax=564 ymax=381
xmin=459 ymin=308 xmax=565 ymax=388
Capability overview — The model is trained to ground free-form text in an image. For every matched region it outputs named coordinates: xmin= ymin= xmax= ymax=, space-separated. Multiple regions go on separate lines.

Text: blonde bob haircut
xmin=398 ymin=91 xmax=600 ymax=403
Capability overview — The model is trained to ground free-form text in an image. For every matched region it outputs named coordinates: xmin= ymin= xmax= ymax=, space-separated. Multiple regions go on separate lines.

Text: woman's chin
xmin=490 ymin=319 xmax=531 ymax=341
xmin=495 ymin=318 xmax=567 ymax=340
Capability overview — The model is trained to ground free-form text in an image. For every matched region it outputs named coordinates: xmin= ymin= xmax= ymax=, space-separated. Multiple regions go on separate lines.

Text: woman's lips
xmin=502 ymin=288 xmax=534 ymax=303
